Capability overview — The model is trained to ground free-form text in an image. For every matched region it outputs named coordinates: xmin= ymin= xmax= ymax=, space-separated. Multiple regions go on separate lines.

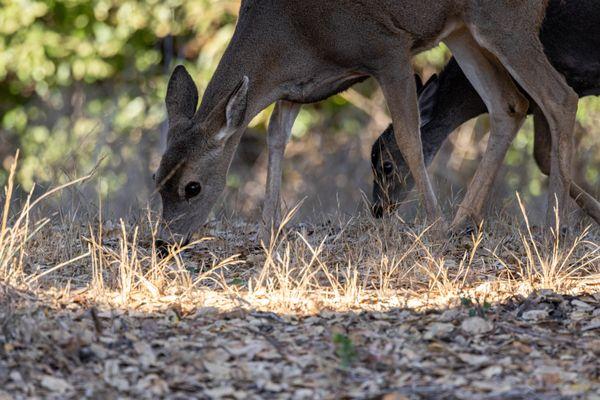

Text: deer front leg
xmin=375 ymin=62 xmax=445 ymax=229
xmin=445 ymin=30 xmax=528 ymax=232
xmin=260 ymin=100 xmax=301 ymax=241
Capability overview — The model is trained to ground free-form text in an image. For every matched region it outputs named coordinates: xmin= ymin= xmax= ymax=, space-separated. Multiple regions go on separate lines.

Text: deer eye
xmin=383 ymin=162 xmax=394 ymax=175
xmin=184 ymin=182 xmax=202 ymax=199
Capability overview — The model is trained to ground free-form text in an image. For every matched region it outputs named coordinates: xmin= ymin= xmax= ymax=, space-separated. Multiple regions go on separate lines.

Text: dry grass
xmin=1 ymin=158 xmax=599 ymax=399
xmin=0 ymin=155 xmax=597 ymax=315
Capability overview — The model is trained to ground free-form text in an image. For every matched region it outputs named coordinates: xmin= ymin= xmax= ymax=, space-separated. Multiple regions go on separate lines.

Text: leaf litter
xmin=0 ymin=211 xmax=599 ymax=399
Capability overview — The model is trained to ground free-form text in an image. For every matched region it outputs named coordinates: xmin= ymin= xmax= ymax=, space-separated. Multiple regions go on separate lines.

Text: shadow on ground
xmin=1 ymin=283 xmax=598 ymax=400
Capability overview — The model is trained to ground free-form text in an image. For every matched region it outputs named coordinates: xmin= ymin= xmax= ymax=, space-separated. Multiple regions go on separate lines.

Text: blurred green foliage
xmin=0 ymin=0 xmax=243 ymax=193
xmin=0 ymin=0 xmax=375 ymax=201
xmin=0 ymin=0 xmax=598 ymax=213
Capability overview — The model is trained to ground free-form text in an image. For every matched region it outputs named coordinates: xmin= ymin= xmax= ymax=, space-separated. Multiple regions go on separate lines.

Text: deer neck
xmin=198 ymin=50 xmax=276 ymax=126
xmin=421 ymin=58 xmax=487 ymax=165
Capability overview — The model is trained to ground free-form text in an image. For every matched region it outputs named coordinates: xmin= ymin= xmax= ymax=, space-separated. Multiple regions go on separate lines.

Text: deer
xmin=154 ymin=0 xmax=577 ymax=246
xmin=371 ymin=0 xmax=600 ymax=226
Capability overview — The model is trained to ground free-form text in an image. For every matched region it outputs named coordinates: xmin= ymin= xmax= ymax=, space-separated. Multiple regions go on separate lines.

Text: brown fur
xmin=155 ymin=0 xmax=576 ymax=241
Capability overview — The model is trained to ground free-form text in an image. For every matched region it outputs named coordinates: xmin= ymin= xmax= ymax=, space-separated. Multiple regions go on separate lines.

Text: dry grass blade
xmin=0 ymin=152 xmax=95 ymax=286
xmin=498 ymin=193 xmax=600 ymax=291
xmin=0 ymin=158 xmax=598 ymax=400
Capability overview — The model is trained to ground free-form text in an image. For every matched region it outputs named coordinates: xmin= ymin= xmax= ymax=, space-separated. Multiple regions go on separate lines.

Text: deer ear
xmin=419 ymin=74 xmax=440 ymax=126
xmin=415 ymin=74 xmax=424 ymax=96
xmin=216 ymin=76 xmax=249 ymax=142
xmin=423 ymin=74 xmax=438 ymax=90
xmin=166 ymin=65 xmax=199 ymax=125
xmin=226 ymin=76 xmax=249 ymax=129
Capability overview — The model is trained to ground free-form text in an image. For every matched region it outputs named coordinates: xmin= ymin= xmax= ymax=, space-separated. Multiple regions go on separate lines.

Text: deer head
xmin=154 ymin=66 xmax=250 ymax=242
xmin=153 ymin=0 xmax=373 ymax=243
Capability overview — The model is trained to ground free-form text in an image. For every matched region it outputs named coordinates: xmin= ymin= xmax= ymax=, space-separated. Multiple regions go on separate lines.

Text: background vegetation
xmin=1 ymin=0 xmax=599 ymax=221
xmin=1 ymin=4 xmax=598 ymax=398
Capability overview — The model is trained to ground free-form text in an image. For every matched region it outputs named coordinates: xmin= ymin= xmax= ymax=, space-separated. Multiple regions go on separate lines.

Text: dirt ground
xmin=1 ymin=286 xmax=599 ymax=399
xmin=1 ymin=215 xmax=599 ymax=399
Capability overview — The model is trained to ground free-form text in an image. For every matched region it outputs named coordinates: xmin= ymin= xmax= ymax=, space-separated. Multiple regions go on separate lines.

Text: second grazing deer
xmin=154 ymin=0 xmax=577 ymax=244
xmin=371 ymin=0 xmax=600 ymax=225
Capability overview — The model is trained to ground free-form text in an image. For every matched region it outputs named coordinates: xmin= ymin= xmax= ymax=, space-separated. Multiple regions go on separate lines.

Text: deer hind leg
xmin=445 ymin=29 xmax=529 ymax=231
xmin=260 ymin=100 xmax=301 ymax=242
xmin=466 ymin=22 xmax=579 ymax=232
xmin=374 ymin=57 xmax=445 ymax=228
xmin=533 ymin=108 xmax=600 ymax=225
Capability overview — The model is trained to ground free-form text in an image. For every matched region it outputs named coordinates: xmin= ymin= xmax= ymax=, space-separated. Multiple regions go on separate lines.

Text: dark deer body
xmin=156 ymin=0 xmax=577 ymax=243
xmin=371 ymin=0 xmax=600 ymax=223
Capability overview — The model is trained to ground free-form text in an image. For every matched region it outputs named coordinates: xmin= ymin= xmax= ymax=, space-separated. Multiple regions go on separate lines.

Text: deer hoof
xmin=449 ymin=219 xmax=478 ymax=237
xmin=256 ymin=224 xmax=273 ymax=246
xmin=424 ymin=219 xmax=447 ymax=241
xmin=541 ymin=225 xmax=573 ymax=243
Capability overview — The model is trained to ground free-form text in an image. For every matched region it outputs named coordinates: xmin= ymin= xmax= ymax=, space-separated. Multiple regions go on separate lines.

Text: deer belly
xmin=283 ymin=73 xmax=369 ymax=104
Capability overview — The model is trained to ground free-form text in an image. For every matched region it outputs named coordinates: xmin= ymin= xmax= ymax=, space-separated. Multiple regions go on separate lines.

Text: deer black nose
xmin=155 ymin=234 xmax=191 ymax=258
xmin=155 ymin=239 xmax=171 ymax=258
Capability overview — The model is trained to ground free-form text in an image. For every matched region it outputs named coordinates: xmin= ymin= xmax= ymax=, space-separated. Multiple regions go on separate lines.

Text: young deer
xmin=372 ymin=0 xmax=600 ymax=225
xmin=155 ymin=0 xmax=577 ymax=244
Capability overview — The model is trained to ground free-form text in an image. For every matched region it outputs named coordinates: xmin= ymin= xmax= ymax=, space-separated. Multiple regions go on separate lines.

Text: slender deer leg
xmin=567 ymin=180 xmax=600 ymax=226
xmin=533 ymin=108 xmax=600 ymax=225
xmin=466 ymin=25 xmax=578 ymax=232
xmin=375 ymin=62 xmax=445 ymax=228
xmin=445 ymin=29 xmax=528 ymax=231
xmin=261 ymin=100 xmax=301 ymax=238
xmin=533 ymin=108 xmax=553 ymax=176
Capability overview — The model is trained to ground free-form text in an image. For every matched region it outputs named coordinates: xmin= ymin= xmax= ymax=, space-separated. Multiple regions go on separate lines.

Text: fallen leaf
xmin=571 ymin=300 xmax=593 ymax=310
xmin=424 ymin=322 xmax=454 ymax=339
xmin=205 ymin=386 xmax=236 ymax=397
xmin=481 ymin=365 xmax=503 ymax=379
xmin=461 ymin=317 xmax=493 ymax=335
xmin=40 ymin=376 xmax=72 ymax=394
xmin=522 ymin=310 xmax=549 ymax=321
xmin=582 ymin=318 xmax=600 ymax=332
xmin=458 ymin=353 xmax=490 ymax=366
xmin=134 ymin=340 xmax=156 ymax=368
